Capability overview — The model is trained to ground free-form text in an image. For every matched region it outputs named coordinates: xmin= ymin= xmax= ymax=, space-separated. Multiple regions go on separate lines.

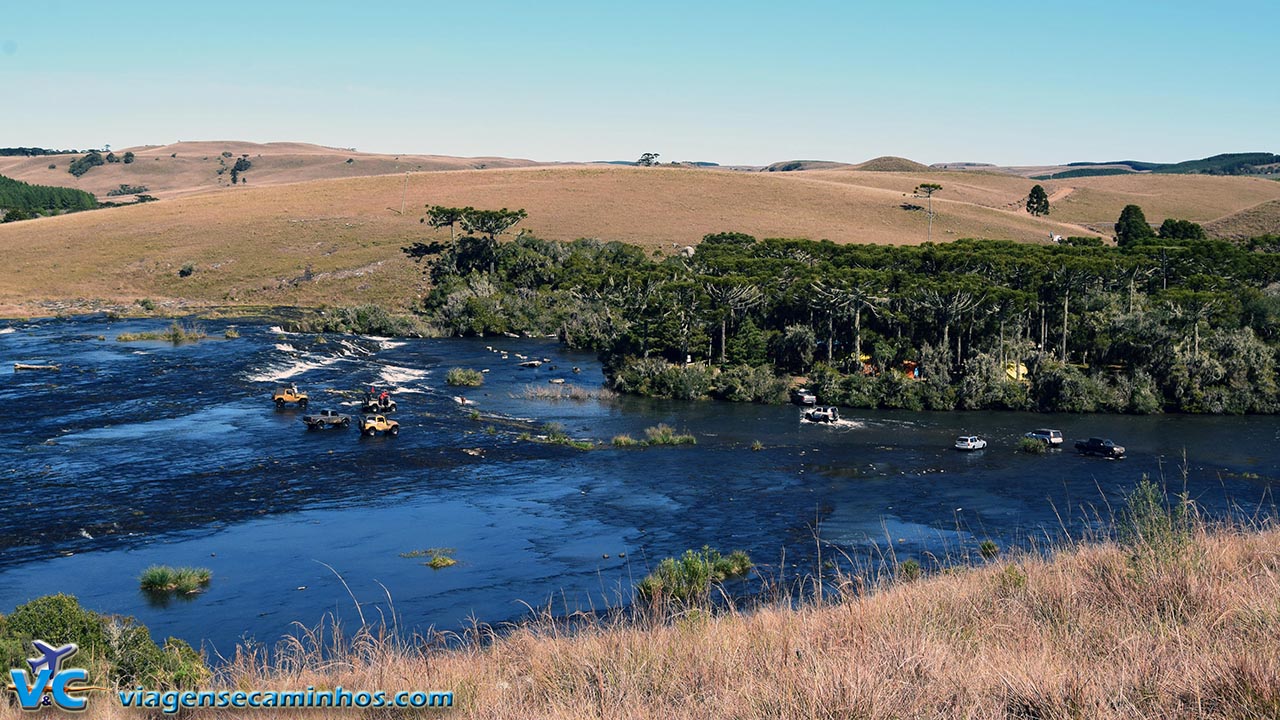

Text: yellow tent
xmin=1004 ymin=361 xmax=1028 ymax=383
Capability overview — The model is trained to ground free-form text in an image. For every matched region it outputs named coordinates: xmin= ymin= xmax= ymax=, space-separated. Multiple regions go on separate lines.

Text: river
xmin=1 ymin=317 xmax=1276 ymax=655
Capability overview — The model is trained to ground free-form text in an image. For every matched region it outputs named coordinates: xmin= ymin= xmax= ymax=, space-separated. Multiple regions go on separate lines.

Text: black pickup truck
xmin=1075 ymin=437 xmax=1125 ymax=458
xmin=301 ymin=409 xmax=351 ymax=430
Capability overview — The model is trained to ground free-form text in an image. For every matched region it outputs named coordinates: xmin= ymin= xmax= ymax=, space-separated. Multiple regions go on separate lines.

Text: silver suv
xmin=1024 ymin=428 xmax=1063 ymax=446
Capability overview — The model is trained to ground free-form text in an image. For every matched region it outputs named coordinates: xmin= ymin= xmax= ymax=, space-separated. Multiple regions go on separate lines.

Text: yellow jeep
xmin=360 ymin=414 xmax=400 ymax=437
xmin=272 ymin=386 xmax=309 ymax=408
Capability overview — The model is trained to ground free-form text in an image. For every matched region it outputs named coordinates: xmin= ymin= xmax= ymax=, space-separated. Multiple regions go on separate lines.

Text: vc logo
xmin=9 ymin=640 xmax=91 ymax=712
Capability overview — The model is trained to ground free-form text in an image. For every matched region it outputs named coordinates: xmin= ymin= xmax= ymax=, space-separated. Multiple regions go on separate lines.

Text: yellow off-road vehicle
xmin=360 ymin=414 xmax=400 ymax=437
xmin=272 ymin=385 xmax=309 ymax=408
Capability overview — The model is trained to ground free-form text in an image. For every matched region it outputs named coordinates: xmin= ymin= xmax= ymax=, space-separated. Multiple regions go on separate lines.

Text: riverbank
xmin=14 ymin=519 xmax=1276 ymax=719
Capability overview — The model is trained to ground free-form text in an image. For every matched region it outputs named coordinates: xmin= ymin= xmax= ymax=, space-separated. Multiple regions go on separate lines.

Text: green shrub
xmin=177 ymin=263 xmax=195 ymax=277
xmin=446 ymin=367 xmax=484 ymax=386
xmin=1120 ymin=475 xmax=1195 ymax=561
xmin=994 ymin=564 xmax=1027 ymax=597
xmin=979 ymin=540 xmax=1000 ymax=560
xmin=898 ymin=559 xmax=922 ymax=582
xmin=542 ymin=422 xmax=568 ymax=442
xmin=715 ymin=364 xmax=790 ymax=403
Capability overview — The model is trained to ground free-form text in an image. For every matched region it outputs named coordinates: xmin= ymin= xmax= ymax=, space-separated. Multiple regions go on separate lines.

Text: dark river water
xmin=1 ymin=317 xmax=1276 ymax=656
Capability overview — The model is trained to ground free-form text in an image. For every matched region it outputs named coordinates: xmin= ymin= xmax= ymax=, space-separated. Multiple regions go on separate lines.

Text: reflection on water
xmin=0 ymin=316 xmax=1276 ymax=653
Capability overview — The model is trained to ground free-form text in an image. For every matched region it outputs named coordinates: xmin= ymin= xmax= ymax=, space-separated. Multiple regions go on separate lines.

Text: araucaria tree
xmin=1115 ymin=204 xmax=1155 ymax=247
xmin=1026 ymin=184 xmax=1050 ymax=216
xmin=461 ymin=208 xmax=528 ymax=240
xmin=422 ymin=205 xmax=471 ymax=240
xmin=915 ymin=183 xmax=942 ymax=242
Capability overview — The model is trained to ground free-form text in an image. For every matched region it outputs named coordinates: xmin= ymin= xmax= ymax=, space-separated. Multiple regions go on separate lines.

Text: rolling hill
xmin=1 ymin=158 xmax=1278 ymax=317
xmin=0 ymin=141 xmax=544 ymax=202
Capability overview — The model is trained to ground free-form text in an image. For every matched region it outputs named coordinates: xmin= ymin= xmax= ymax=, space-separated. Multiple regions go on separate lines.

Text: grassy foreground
xmin=14 ymin=523 xmax=1274 ymax=718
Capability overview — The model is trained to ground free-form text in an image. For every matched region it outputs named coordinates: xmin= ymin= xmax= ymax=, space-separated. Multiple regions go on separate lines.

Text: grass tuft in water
xmin=401 ymin=547 xmax=458 ymax=569
xmin=139 ymin=565 xmax=212 ymax=594
xmin=637 ymin=546 xmax=752 ymax=605
xmin=643 ymin=424 xmax=696 ymax=446
xmin=118 ymin=321 xmax=207 ymax=344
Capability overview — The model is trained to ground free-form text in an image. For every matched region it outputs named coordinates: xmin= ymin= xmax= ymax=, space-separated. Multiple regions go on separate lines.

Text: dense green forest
xmin=1031 ymin=168 xmax=1136 ymax=181
xmin=0 ymin=174 xmax=98 ymax=220
xmin=1034 ymin=153 xmax=1278 ymax=180
xmin=1155 ymin=152 xmax=1280 ymax=176
xmin=405 ymin=218 xmax=1280 ymax=414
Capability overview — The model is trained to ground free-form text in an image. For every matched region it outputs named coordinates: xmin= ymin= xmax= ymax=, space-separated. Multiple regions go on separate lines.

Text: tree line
xmin=404 ymin=205 xmax=1280 ymax=414
xmin=0 ymin=174 xmax=99 ymax=221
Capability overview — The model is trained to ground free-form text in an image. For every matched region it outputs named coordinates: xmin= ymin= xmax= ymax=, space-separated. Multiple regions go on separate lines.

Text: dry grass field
xmin=6 ymin=523 xmax=1275 ymax=719
xmin=1 ymin=156 xmax=1278 ymax=316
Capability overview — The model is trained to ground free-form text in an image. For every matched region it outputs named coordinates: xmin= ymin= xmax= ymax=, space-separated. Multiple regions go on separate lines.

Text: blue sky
xmin=2 ymin=1 xmax=1275 ymax=165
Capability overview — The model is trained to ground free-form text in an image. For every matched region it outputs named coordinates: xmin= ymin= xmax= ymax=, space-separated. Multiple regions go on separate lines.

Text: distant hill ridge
xmin=1034 ymin=152 xmax=1279 ymax=180
xmin=763 ymin=156 xmax=929 ymax=173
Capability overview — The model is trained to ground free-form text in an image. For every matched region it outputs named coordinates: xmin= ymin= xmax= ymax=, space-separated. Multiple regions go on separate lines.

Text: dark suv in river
xmin=1075 ymin=437 xmax=1125 ymax=459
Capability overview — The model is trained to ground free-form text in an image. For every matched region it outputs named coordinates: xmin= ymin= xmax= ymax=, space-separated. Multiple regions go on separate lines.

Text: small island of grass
xmin=117 ymin=321 xmax=208 ymax=345
xmin=139 ymin=565 xmax=212 ymax=595
xmin=446 ymin=367 xmax=484 ymax=386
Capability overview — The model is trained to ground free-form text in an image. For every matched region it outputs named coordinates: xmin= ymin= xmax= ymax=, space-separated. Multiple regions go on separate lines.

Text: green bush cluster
xmin=611 ymin=358 xmax=714 ymax=400
xmin=67 ymin=151 xmax=105 ymax=177
xmin=107 ymin=183 xmax=149 ymax=197
xmin=0 ymin=594 xmax=208 ymax=690
xmin=286 ymin=305 xmax=436 ymax=337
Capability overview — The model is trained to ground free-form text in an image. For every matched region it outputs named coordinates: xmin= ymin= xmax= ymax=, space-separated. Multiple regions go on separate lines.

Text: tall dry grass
xmin=11 ymin=525 xmax=1274 ymax=717
xmin=227 ymin=526 xmax=1278 ymax=719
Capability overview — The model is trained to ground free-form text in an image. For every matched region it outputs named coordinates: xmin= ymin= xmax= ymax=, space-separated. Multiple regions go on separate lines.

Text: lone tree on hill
xmin=636 ymin=152 xmax=660 ymax=167
xmin=1115 ymin=204 xmax=1156 ymax=247
xmin=914 ymin=183 xmax=942 ymax=242
xmin=1026 ymin=184 xmax=1050 ymax=216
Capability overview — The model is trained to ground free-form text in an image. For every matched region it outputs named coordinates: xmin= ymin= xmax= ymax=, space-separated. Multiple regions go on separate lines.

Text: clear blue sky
xmin=2 ymin=1 xmax=1275 ymax=165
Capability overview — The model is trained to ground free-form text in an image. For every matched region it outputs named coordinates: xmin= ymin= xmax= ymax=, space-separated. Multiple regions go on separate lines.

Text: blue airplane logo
xmin=27 ymin=641 xmax=77 ymax=675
